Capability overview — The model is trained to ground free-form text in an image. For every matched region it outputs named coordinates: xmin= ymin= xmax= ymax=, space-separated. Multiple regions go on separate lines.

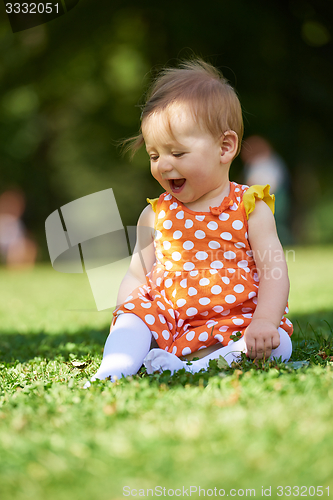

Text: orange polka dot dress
xmin=113 ymin=182 xmax=293 ymax=357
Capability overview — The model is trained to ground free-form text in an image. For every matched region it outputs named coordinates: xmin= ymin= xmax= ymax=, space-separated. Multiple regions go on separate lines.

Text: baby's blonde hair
xmin=126 ymin=59 xmax=244 ymax=157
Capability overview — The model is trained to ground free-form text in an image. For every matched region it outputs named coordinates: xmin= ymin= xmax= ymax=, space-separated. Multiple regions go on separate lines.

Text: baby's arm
xmin=246 ymin=200 xmax=290 ymax=359
xmin=116 ymin=205 xmax=156 ymax=306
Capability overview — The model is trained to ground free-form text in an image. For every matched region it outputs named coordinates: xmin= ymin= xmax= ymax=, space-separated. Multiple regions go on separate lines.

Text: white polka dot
xmin=207 ymin=221 xmax=218 ymax=230
xmin=163 ymin=220 xmax=173 ymax=230
xmin=165 ymin=278 xmax=173 ymax=288
xmin=155 ymin=277 xmax=162 ymax=287
xmin=213 ymin=305 xmax=223 ymax=313
xmin=155 ymin=230 xmax=162 ymax=240
xmin=182 ymin=347 xmax=192 ymax=355
xmin=180 ymin=279 xmax=187 ymax=288
xmin=158 ymin=314 xmax=166 ymax=324
xmin=243 ymin=313 xmax=252 ymax=319
xmin=158 ymin=210 xmax=166 ymax=219
xmin=219 ymin=213 xmax=229 ymax=221
xmin=124 ymin=303 xmax=135 ymax=310
xmin=221 ymin=232 xmax=232 ymax=240
xmin=157 ymin=301 xmax=166 ymax=310
xmin=214 ymin=334 xmax=224 ymax=342
xmin=219 ymin=325 xmax=228 ymax=332
xmin=232 ymin=220 xmax=243 ymax=230
xmin=190 ymin=270 xmax=198 ymax=277
xmin=199 ymin=297 xmax=210 ymax=305
xmin=195 ymin=251 xmax=208 ymax=261
xmin=224 ymin=251 xmax=236 ymax=260
xmin=210 ymin=269 xmax=218 ymax=274
xmin=176 ymin=211 xmax=184 ymax=219
xmin=170 ymin=202 xmax=178 ymax=210
xmin=248 ymin=291 xmax=256 ymax=299
xmin=172 ymin=251 xmax=182 ymax=261
xmin=211 ymin=285 xmax=222 ymax=295
xmin=165 ymin=261 xmax=173 ymax=270
xmin=230 ymin=203 xmax=238 ymax=211
xmin=199 ymin=278 xmax=210 ymax=286
xmin=222 ymin=276 xmax=230 ymax=285
xmin=195 ymin=230 xmax=205 ymax=239
xmin=183 ymin=240 xmax=194 ymax=250
xmin=186 ymin=307 xmax=198 ymax=316
xmin=186 ymin=331 xmax=195 ymax=341
xmin=173 ymin=230 xmax=182 ymax=239
xmin=253 ymin=273 xmax=259 ymax=282
xmin=237 ymin=260 xmax=249 ymax=268
xmin=168 ymin=308 xmax=175 ymax=319
xmin=200 ymin=311 xmax=209 ymax=316
xmin=234 ymin=242 xmax=246 ymax=249
xmin=206 ymin=320 xmax=218 ymax=328
xmin=185 ymin=219 xmax=193 ymax=229
xmin=208 ymin=241 xmax=220 ymax=249
xmin=188 ymin=287 xmax=198 ymax=296
xmin=162 ymin=330 xmax=170 ymax=340
xmin=195 ymin=215 xmax=205 ymax=221
xmin=145 ymin=314 xmax=155 ymax=325
xmin=242 ymin=307 xmax=252 ymax=313
xmin=234 ymin=284 xmax=245 ymax=293
xmin=163 ymin=241 xmax=171 ymax=250
xmin=172 ymin=346 xmax=177 ymax=355
xmin=225 ymin=294 xmax=236 ymax=304
xmin=183 ymin=262 xmax=195 ymax=271
xmin=177 ymin=298 xmax=186 ymax=307
xmin=210 ymin=261 xmax=223 ymax=269
xmin=232 ymin=318 xmax=244 ymax=326
xmin=141 ymin=302 xmax=152 ymax=308
xmin=198 ymin=331 xmax=209 ymax=342
xmin=246 ymin=250 xmax=253 ymax=257
xmin=164 ymin=193 xmax=172 ymax=200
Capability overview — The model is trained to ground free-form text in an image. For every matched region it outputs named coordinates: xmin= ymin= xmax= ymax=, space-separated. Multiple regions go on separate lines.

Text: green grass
xmin=1 ymin=247 xmax=333 ymax=500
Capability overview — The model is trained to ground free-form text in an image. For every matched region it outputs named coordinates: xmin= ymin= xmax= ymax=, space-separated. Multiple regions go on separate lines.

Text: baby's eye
xmin=150 ymin=155 xmax=159 ymax=161
xmin=172 ymin=152 xmax=185 ymax=158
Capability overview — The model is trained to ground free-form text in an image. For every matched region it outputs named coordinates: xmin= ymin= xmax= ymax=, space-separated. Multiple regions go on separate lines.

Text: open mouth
xmin=169 ymin=178 xmax=186 ymax=193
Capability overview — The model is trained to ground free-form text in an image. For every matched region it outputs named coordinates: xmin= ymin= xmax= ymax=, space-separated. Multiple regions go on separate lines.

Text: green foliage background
xmin=0 ymin=0 xmax=333 ymax=253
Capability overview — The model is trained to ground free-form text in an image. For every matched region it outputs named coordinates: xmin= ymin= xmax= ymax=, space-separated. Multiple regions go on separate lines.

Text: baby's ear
xmin=220 ymin=131 xmax=238 ymax=164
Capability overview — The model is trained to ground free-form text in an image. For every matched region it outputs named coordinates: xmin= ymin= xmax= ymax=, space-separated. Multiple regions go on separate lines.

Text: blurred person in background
xmin=0 ymin=189 xmax=37 ymax=269
xmin=241 ymin=135 xmax=292 ymax=245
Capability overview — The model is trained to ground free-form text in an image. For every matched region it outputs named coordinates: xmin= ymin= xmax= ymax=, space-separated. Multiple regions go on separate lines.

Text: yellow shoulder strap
xmin=242 ymin=184 xmax=275 ymax=220
xmin=146 ymin=197 xmax=159 ymax=213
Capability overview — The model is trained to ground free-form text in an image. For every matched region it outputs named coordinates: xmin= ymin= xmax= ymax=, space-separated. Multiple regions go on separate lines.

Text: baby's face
xmin=142 ymin=104 xmax=228 ymax=209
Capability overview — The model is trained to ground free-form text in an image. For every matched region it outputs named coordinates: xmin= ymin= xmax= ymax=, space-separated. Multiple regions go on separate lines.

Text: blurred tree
xmin=0 ymin=0 xmax=332 ymax=252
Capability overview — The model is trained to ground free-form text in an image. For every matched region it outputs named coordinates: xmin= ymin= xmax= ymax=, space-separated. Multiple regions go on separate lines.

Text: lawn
xmin=0 ymin=246 xmax=333 ymax=500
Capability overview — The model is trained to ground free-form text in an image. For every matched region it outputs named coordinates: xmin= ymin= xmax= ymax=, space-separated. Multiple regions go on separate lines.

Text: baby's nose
xmin=158 ymin=157 xmax=173 ymax=173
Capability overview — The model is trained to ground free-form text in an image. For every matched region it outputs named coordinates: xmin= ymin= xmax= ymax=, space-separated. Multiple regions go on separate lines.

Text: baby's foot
xmin=144 ymin=348 xmax=188 ymax=375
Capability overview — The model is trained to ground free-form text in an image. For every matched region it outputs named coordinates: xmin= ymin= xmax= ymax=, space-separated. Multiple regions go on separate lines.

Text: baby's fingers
xmin=255 ymin=339 xmax=272 ymax=360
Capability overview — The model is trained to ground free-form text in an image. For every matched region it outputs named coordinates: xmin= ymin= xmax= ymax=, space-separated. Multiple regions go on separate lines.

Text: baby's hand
xmin=244 ymin=319 xmax=280 ymax=360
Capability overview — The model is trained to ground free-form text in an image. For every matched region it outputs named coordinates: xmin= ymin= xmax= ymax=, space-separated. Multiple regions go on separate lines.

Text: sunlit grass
xmin=0 ymin=247 xmax=333 ymax=500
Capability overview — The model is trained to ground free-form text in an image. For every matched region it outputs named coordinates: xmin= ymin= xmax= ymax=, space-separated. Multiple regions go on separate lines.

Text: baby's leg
xmin=144 ymin=327 xmax=292 ymax=375
xmin=85 ymin=313 xmax=152 ymax=386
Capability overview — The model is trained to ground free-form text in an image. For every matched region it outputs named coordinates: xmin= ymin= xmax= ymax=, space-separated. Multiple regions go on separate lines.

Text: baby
xmin=87 ymin=59 xmax=293 ymax=385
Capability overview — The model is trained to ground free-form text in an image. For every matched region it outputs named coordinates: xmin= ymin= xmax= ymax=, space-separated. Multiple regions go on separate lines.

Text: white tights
xmin=85 ymin=313 xmax=292 ymax=386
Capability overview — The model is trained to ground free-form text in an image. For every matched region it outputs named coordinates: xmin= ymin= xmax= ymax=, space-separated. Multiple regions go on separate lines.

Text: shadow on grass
xmin=0 ymin=311 xmax=332 ymax=365
xmin=0 ymin=327 xmax=107 ymax=364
